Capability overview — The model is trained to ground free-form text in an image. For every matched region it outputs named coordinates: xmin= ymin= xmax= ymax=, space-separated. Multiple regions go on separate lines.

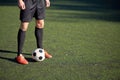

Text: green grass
xmin=0 ymin=0 xmax=120 ymax=80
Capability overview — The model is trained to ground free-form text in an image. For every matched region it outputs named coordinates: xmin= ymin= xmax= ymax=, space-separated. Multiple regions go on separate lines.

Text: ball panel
xmin=33 ymin=52 xmax=36 ymax=56
xmin=39 ymin=56 xmax=43 ymax=60
xmin=39 ymin=50 xmax=43 ymax=53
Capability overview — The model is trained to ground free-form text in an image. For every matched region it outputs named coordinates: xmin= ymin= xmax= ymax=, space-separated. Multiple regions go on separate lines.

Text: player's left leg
xmin=35 ymin=19 xmax=52 ymax=58
xmin=35 ymin=19 xmax=44 ymax=48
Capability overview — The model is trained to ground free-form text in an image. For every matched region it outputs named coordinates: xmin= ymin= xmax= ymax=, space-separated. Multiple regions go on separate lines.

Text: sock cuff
xmin=35 ymin=27 xmax=44 ymax=30
xmin=19 ymin=29 xmax=26 ymax=32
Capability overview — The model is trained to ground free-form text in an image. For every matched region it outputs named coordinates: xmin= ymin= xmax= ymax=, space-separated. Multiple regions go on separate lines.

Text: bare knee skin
xmin=20 ymin=22 xmax=29 ymax=31
xmin=35 ymin=20 xmax=44 ymax=29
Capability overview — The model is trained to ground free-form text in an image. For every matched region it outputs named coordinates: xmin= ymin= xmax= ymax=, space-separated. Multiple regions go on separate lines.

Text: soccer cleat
xmin=16 ymin=55 xmax=28 ymax=65
xmin=44 ymin=50 xmax=52 ymax=58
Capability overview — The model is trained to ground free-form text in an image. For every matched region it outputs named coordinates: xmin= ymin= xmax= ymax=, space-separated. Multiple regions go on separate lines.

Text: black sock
xmin=35 ymin=28 xmax=43 ymax=48
xmin=17 ymin=29 xmax=26 ymax=56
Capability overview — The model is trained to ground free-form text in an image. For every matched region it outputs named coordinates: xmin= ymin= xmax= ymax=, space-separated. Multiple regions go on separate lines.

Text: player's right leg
xmin=16 ymin=22 xmax=29 ymax=64
xmin=16 ymin=0 xmax=34 ymax=64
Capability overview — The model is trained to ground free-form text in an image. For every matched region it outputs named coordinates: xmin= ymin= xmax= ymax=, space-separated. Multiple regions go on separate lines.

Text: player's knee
xmin=20 ymin=22 xmax=29 ymax=31
xmin=36 ymin=20 xmax=44 ymax=29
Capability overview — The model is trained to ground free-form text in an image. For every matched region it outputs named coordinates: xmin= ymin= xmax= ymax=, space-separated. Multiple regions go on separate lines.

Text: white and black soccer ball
xmin=32 ymin=48 xmax=45 ymax=62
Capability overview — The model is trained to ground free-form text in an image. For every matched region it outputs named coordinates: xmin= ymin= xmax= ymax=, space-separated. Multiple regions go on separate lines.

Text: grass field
xmin=0 ymin=0 xmax=120 ymax=80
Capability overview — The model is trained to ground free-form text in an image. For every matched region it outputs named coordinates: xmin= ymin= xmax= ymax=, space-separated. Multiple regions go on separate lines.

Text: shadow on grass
xmin=0 ymin=50 xmax=17 ymax=54
xmin=0 ymin=50 xmax=30 ymax=55
xmin=0 ymin=49 xmax=35 ymax=64
xmin=50 ymin=0 xmax=120 ymax=22
xmin=51 ymin=0 xmax=120 ymax=11
xmin=0 ymin=56 xmax=17 ymax=64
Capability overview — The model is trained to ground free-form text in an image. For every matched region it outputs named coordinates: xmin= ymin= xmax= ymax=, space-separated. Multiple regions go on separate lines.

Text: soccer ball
xmin=32 ymin=48 xmax=45 ymax=61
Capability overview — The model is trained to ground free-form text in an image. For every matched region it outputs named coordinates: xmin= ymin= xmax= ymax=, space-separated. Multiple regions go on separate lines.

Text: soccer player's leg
xmin=16 ymin=22 xmax=29 ymax=64
xmin=16 ymin=0 xmax=35 ymax=64
xmin=35 ymin=20 xmax=52 ymax=58
xmin=35 ymin=20 xmax=44 ymax=48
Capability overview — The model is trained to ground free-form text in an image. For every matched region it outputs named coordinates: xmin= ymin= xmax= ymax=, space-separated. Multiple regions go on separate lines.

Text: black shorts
xmin=20 ymin=0 xmax=46 ymax=22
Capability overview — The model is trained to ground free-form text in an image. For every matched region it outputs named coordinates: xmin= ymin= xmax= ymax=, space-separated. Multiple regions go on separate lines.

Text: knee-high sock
xmin=17 ymin=29 xmax=26 ymax=56
xmin=35 ymin=28 xmax=43 ymax=48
